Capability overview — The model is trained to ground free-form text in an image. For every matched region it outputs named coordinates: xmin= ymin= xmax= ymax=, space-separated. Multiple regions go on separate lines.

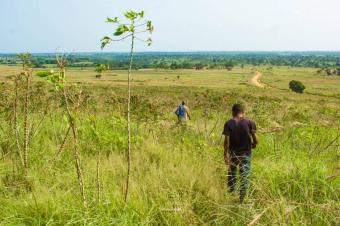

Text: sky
xmin=1 ymin=0 xmax=340 ymax=53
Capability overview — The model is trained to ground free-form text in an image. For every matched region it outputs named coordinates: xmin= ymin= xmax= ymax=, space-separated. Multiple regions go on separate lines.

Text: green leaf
xmin=147 ymin=38 xmax=153 ymax=46
xmin=106 ymin=17 xmax=119 ymax=23
xmin=101 ymin=36 xmax=112 ymax=49
xmin=129 ymin=24 xmax=135 ymax=33
xmin=114 ymin=25 xmax=129 ymax=36
xmin=147 ymin=20 xmax=154 ymax=33
xmin=124 ymin=10 xmax=137 ymax=20
xmin=139 ymin=11 xmax=144 ymax=18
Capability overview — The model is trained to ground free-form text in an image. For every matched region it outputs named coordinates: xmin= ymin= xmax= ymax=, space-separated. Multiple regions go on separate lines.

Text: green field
xmin=0 ymin=65 xmax=339 ymax=225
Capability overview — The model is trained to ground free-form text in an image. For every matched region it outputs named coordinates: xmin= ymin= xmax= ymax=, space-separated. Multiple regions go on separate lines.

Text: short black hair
xmin=232 ymin=104 xmax=244 ymax=115
xmin=182 ymin=101 xmax=185 ymax=105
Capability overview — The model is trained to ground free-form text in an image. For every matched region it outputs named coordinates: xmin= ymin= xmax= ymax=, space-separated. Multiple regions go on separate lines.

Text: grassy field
xmin=262 ymin=67 xmax=340 ymax=98
xmin=0 ymin=65 xmax=339 ymax=225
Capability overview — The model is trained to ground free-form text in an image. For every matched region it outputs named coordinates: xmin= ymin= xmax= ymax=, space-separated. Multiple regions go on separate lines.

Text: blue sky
xmin=1 ymin=0 xmax=340 ymax=53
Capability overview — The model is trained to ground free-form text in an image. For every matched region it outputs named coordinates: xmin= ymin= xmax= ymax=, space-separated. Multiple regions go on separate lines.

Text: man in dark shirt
xmin=222 ymin=104 xmax=258 ymax=203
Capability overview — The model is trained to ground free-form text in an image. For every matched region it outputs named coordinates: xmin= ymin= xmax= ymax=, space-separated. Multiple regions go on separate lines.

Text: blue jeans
xmin=228 ymin=153 xmax=251 ymax=202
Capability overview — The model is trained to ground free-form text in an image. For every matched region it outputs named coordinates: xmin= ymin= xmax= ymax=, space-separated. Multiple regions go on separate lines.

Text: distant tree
xmin=289 ymin=80 xmax=306 ymax=93
xmin=325 ymin=68 xmax=332 ymax=76
xmin=101 ymin=10 xmax=153 ymax=204
xmin=170 ymin=62 xmax=179 ymax=70
xmin=158 ymin=62 xmax=168 ymax=69
xmin=225 ymin=61 xmax=234 ymax=71
xmin=336 ymin=68 xmax=340 ymax=76
xmin=31 ymin=58 xmax=43 ymax=68
xmin=194 ymin=63 xmax=204 ymax=70
xmin=95 ymin=64 xmax=107 ymax=78
xmin=182 ymin=61 xmax=191 ymax=69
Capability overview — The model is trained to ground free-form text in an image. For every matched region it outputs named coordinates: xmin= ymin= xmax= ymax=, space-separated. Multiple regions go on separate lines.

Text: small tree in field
xmin=101 ymin=10 xmax=154 ymax=204
xmin=17 ymin=53 xmax=32 ymax=176
xmin=95 ymin=64 xmax=107 ymax=78
xmin=289 ymin=80 xmax=306 ymax=93
xmin=37 ymin=54 xmax=87 ymax=209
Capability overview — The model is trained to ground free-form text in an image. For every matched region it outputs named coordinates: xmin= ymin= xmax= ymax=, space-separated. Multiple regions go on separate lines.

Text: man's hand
xmin=224 ymin=150 xmax=230 ymax=166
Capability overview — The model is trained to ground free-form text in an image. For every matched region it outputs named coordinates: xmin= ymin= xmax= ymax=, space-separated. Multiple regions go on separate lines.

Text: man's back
xmin=223 ymin=118 xmax=256 ymax=155
xmin=176 ymin=105 xmax=190 ymax=120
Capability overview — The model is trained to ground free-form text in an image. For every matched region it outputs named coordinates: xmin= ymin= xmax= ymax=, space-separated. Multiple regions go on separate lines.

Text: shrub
xmin=95 ymin=64 xmax=107 ymax=78
xmin=36 ymin=70 xmax=52 ymax=78
xmin=289 ymin=80 xmax=306 ymax=93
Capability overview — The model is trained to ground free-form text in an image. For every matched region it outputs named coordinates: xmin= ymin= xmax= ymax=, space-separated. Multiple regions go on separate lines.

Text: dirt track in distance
xmin=250 ymin=71 xmax=265 ymax=88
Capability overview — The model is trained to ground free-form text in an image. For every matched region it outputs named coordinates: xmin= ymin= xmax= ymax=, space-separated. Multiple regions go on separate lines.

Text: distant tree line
xmin=1 ymin=52 xmax=340 ymax=73
xmin=317 ymin=67 xmax=340 ymax=76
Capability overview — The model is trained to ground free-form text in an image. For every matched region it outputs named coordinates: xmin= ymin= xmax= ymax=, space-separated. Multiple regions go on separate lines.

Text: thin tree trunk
xmin=62 ymin=77 xmax=87 ymax=209
xmin=50 ymin=125 xmax=71 ymax=163
xmin=96 ymin=148 xmax=101 ymax=205
xmin=70 ymin=121 xmax=87 ymax=209
xmin=13 ymin=77 xmax=24 ymax=167
xmin=124 ymin=31 xmax=135 ymax=204
xmin=23 ymin=71 xmax=30 ymax=175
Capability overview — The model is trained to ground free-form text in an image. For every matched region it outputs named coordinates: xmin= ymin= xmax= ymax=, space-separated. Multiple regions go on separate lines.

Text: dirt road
xmin=250 ymin=71 xmax=265 ymax=88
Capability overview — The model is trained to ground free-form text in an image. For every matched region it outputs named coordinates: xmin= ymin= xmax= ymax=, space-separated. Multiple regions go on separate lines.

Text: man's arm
xmin=186 ymin=106 xmax=191 ymax=120
xmin=251 ymin=133 xmax=258 ymax=149
xmin=174 ymin=108 xmax=180 ymax=120
xmin=250 ymin=120 xmax=258 ymax=149
xmin=224 ymin=135 xmax=230 ymax=165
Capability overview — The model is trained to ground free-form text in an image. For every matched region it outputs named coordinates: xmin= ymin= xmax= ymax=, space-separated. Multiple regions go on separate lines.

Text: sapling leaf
xmin=101 ymin=36 xmax=112 ymax=49
xmin=129 ymin=25 xmax=135 ymax=33
xmin=147 ymin=21 xmax=154 ymax=33
xmin=114 ymin=25 xmax=129 ymax=36
xmin=114 ymin=30 xmax=124 ymax=36
xmin=124 ymin=10 xmax=137 ymax=20
xmin=147 ymin=38 xmax=153 ymax=46
xmin=106 ymin=17 xmax=119 ymax=23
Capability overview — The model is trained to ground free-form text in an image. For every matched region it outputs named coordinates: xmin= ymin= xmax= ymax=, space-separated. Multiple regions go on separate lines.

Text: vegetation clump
xmin=95 ymin=64 xmax=107 ymax=78
xmin=289 ymin=80 xmax=306 ymax=93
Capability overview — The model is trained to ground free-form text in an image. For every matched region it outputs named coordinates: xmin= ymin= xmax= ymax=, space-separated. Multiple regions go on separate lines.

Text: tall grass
xmin=0 ymin=83 xmax=339 ymax=225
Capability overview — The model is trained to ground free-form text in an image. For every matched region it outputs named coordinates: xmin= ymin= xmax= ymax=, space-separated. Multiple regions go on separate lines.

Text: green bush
xmin=35 ymin=70 xmax=52 ymax=78
xmin=289 ymin=80 xmax=306 ymax=93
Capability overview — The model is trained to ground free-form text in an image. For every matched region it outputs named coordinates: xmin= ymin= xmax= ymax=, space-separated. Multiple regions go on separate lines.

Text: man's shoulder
xmin=224 ymin=119 xmax=234 ymax=126
xmin=242 ymin=118 xmax=255 ymax=123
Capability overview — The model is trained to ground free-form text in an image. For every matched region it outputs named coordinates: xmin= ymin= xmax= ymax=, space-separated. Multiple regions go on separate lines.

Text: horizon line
xmin=1 ymin=50 xmax=340 ymax=55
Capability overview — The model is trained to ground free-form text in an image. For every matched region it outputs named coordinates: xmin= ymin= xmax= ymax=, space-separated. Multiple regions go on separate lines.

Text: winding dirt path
xmin=250 ymin=71 xmax=265 ymax=88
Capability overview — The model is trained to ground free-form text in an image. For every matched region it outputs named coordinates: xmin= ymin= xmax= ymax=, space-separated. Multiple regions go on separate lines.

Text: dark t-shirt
xmin=222 ymin=118 xmax=256 ymax=155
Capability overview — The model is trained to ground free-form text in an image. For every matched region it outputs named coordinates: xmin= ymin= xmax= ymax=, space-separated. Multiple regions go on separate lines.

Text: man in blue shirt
xmin=175 ymin=101 xmax=191 ymax=123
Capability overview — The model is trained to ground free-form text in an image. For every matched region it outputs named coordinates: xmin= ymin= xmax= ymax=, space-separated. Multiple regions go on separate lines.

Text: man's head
xmin=182 ymin=101 xmax=185 ymax=105
xmin=232 ymin=103 xmax=244 ymax=117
